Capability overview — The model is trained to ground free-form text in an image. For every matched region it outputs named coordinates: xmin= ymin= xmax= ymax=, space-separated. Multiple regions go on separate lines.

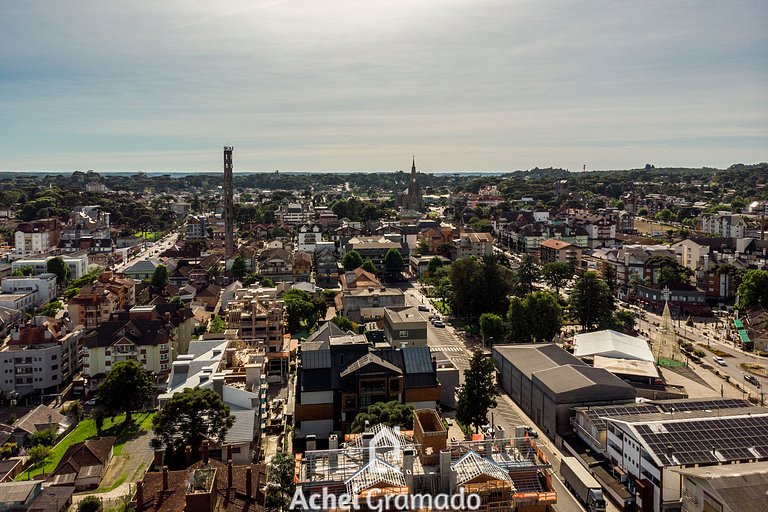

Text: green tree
xmin=350 ymin=401 xmax=415 ymax=433
xmin=515 ymin=255 xmax=539 ymax=296
xmin=602 ymin=309 xmax=636 ymax=333
xmin=637 ymin=207 xmax=648 ymax=217
xmin=283 ymin=289 xmax=317 ymax=333
xmin=449 ymin=258 xmax=484 ymax=320
xmin=342 ymin=250 xmax=363 ymax=271
xmin=456 ymin=350 xmax=497 ymax=433
xmin=541 ymin=262 xmax=573 ymax=296
xmin=427 ymin=256 xmax=443 ymax=276
xmin=570 ymin=271 xmax=615 ymax=331
xmin=93 ymin=408 xmax=105 ymax=436
xmin=525 ymin=291 xmax=563 ymax=342
xmin=361 ymin=259 xmax=376 ymax=274
xmin=151 ymin=264 xmax=170 ymax=290
xmin=46 ymin=256 xmax=70 ymax=284
xmin=384 ymin=248 xmax=404 ymax=278
xmin=479 ymin=313 xmax=504 ymax=344
xmin=231 ymin=255 xmax=247 ymax=281
xmin=479 ymin=255 xmax=514 ymax=316
xmin=331 ymin=315 xmax=358 ymax=333
xmin=152 ymin=387 xmax=234 ymax=459
xmin=506 ymin=291 xmax=562 ymax=343
xmin=655 ymin=208 xmax=674 ymax=222
xmin=25 ymin=445 xmax=51 ymax=477
xmin=265 ymin=451 xmax=296 ymax=512
xmin=11 ymin=265 xmax=34 ymax=277
xmin=208 ymin=316 xmax=226 ymax=333
xmin=30 ymin=427 xmax=57 ymax=447
xmin=96 ymin=360 xmax=155 ymax=423
xmin=39 ymin=300 xmax=62 ymax=318
xmin=737 ymin=269 xmax=768 ymax=309
xmin=77 ymin=496 xmax=103 ymax=512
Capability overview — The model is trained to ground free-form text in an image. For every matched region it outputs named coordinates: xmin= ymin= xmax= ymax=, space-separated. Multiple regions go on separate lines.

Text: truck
xmin=560 ymin=457 xmax=606 ymax=512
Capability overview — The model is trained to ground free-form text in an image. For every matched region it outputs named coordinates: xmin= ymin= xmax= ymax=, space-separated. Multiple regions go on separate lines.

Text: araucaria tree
xmin=456 ymin=350 xmax=497 ymax=433
xmin=152 ymin=387 xmax=234 ymax=459
xmin=96 ymin=360 xmax=155 ymax=423
xmin=570 ymin=271 xmax=615 ymax=331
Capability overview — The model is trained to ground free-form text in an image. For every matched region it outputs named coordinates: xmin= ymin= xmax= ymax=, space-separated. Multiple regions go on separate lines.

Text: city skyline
xmin=1 ymin=0 xmax=766 ymax=172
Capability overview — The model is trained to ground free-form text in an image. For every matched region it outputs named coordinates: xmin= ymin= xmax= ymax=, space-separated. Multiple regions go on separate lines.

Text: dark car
xmin=745 ymin=374 xmax=761 ymax=387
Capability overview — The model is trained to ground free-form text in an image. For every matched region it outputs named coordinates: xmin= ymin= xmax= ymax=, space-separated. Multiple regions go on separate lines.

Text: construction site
xmin=295 ymin=409 xmax=557 ymax=512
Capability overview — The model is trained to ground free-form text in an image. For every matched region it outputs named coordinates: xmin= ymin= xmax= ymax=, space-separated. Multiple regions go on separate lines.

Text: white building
xmin=698 ymin=212 xmax=747 ymax=238
xmin=1 ymin=274 xmax=57 ymax=309
xmin=0 ymin=318 xmax=84 ymax=398
xmin=297 ymin=224 xmax=322 ymax=253
xmin=573 ymin=330 xmax=655 ymax=362
xmin=11 ymin=253 xmax=89 ymax=280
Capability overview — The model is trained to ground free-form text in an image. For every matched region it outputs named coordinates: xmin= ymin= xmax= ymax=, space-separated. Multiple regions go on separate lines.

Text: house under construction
xmin=296 ymin=409 xmax=557 ymax=511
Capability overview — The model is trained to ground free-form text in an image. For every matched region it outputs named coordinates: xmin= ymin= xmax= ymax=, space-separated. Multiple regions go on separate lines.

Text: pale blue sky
xmin=1 ymin=0 xmax=766 ymax=172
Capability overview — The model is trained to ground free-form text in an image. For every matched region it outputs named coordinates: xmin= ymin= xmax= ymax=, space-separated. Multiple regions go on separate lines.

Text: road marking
xmin=429 ymin=346 xmax=465 ymax=352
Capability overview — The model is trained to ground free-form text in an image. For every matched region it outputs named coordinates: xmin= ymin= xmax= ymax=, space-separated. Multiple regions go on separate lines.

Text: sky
xmin=1 ymin=0 xmax=766 ymax=173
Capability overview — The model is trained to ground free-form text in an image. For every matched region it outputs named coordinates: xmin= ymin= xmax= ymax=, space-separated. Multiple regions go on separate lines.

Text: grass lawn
xmin=135 ymin=231 xmax=164 ymax=242
xmin=17 ymin=411 xmax=155 ymax=481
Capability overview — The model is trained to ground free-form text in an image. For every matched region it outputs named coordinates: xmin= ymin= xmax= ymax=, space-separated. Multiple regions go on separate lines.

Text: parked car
xmin=85 ymin=398 xmax=97 ymax=406
xmin=745 ymin=374 xmax=761 ymax=387
xmin=433 ymin=320 xmax=445 ymax=328
xmin=713 ymin=356 xmax=727 ymax=366
xmin=418 ymin=305 xmax=429 ymax=312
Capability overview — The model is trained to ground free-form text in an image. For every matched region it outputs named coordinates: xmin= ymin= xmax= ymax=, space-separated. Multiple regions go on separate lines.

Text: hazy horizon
xmin=2 ymin=1 xmax=766 ymax=172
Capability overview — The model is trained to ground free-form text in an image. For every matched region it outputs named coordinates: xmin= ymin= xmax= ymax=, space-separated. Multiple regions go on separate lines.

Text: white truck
xmin=560 ymin=457 xmax=606 ymax=512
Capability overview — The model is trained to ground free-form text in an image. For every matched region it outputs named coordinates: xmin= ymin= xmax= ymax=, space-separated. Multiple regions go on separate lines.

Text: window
xmin=390 ymin=379 xmax=400 ymax=392
xmin=399 ymin=330 xmax=409 ymax=338
xmin=343 ymin=395 xmax=357 ymax=411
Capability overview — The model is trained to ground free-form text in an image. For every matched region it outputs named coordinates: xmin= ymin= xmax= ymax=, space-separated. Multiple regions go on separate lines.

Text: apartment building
xmin=453 ymin=232 xmax=494 ymax=260
xmin=11 ymin=253 xmax=89 ymax=280
xmin=0 ymin=317 xmax=84 ymax=399
xmin=13 ymin=219 xmax=59 ymax=256
xmin=225 ymin=285 xmax=285 ymax=352
xmin=296 ymin=334 xmax=440 ymax=439
xmin=81 ymin=306 xmax=175 ymax=383
xmin=383 ymin=306 xmax=428 ymax=348
xmin=698 ymin=212 xmax=747 ymax=238
xmin=0 ymin=273 xmax=57 ymax=309
xmin=67 ymin=272 xmax=136 ymax=329
xmin=539 ymin=238 xmax=581 ymax=266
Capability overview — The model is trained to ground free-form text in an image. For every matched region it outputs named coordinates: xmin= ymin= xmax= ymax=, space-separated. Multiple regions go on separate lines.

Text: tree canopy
xmin=151 ymin=264 xmax=170 ymax=290
xmin=152 ymin=387 xmax=234 ymax=460
xmin=479 ymin=313 xmax=505 ymax=343
xmin=96 ymin=360 xmax=155 ymax=422
xmin=541 ymin=262 xmax=573 ymax=296
xmin=456 ymin=350 xmax=497 ymax=433
xmin=265 ymin=451 xmax=296 ymax=512
xmin=383 ymin=248 xmax=404 ymax=277
xmin=737 ymin=269 xmax=768 ymax=310
xmin=231 ymin=255 xmax=247 ymax=281
xmin=46 ymin=256 xmax=70 ymax=284
xmin=569 ymin=271 xmax=615 ymax=331
xmin=342 ymin=250 xmax=363 ymax=271
xmin=350 ymin=401 xmax=415 ymax=434
xmin=506 ymin=291 xmax=563 ymax=342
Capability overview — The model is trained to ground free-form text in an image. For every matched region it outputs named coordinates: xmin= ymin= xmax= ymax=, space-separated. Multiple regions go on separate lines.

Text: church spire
xmin=411 ymin=156 xmax=416 ymax=182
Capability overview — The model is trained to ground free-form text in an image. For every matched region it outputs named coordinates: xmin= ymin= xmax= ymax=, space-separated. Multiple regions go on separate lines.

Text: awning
xmin=733 ymin=319 xmax=744 ymax=329
xmin=738 ymin=330 xmax=750 ymax=344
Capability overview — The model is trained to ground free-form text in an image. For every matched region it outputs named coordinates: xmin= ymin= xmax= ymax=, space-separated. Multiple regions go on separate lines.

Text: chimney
xmin=202 ymin=440 xmax=209 ymax=464
xmin=403 ymin=448 xmax=414 ymax=475
xmin=185 ymin=445 xmax=192 ymax=467
xmin=226 ymin=444 xmax=233 ymax=462
xmin=212 ymin=375 xmax=224 ymax=397
xmin=431 ymin=356 xmax=437 ymax=373
xmin=305 ymin=435 xmax=316 ymax=453
xmin=227 ymin=459 xmax=233 ymax=488
xmin=329 ymin=434 xmax=339 ymax=468
xmin=154 ymin=448 xmax=165 ymax=471
xmin=439 ymin=449 xmax=451 ymax=475
xmin=245 ymin=466 xmax=253 ymax=498
xmin=135 ymin=480 xmax=144 ymax=511
xmin=449 ymin=468 xmax=458 ymax=494
xmin=162 ymin=466 xmax=169 ymax=491
xmin=362 ymin=432 xmax=375 ymax=463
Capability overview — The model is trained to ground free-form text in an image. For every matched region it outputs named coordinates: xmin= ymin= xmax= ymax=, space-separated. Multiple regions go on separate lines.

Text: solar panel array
xmin=585 ymin=404 xmax=660 ymax=429
xmin=635 ymin=415 xmax=768 ymax=466
xmin=655 ymin=398 xmax=750 ymax=413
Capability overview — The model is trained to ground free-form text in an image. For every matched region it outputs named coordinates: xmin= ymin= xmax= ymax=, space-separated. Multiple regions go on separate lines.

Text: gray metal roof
xmin=224 ymin=410 xmax=256 ymax=444
xmin=493 ymin=344 xmax=586 ymax=379
xmin=402 ymin=346 xmax=433 ymax=374
xmin=302 ymin=349 xmax=332 ymax=369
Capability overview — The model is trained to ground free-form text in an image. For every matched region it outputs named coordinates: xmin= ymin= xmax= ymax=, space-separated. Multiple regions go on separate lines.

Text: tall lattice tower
xmin=223 ymin=146 xmax=234 ymax=256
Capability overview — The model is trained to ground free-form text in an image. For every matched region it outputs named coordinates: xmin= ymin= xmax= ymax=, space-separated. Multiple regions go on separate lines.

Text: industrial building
xmin=492 ymin=344 xmax=636 ymax=438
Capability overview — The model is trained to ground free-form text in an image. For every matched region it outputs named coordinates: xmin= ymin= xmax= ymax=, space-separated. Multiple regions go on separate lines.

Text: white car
xmin=713 ymin=356 xmax=727 ymax=366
